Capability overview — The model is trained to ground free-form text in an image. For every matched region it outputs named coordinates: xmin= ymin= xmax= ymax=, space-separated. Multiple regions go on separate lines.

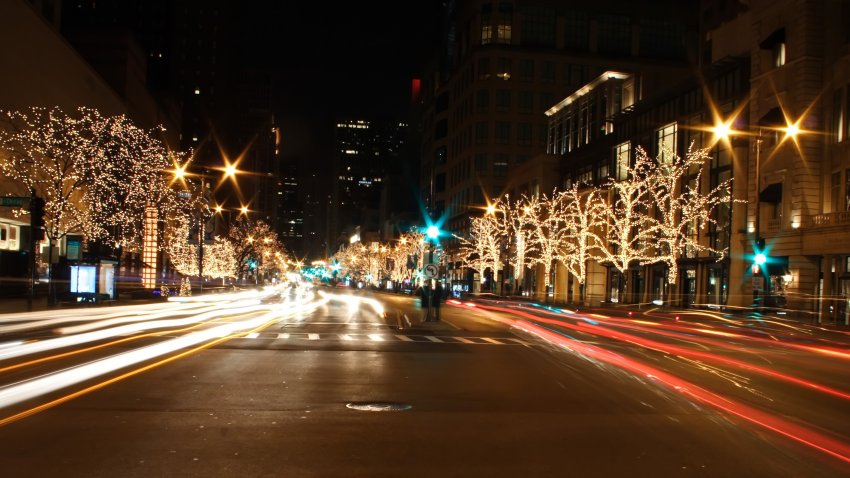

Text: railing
xmin=807 ymin=211 xmax=850 ymax=229
xmin=766 ymin=218 xmax=781 ymax=232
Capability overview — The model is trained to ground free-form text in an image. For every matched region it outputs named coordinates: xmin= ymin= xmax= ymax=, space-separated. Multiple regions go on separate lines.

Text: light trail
xmin=0 ymin=301 xmax=268 ymax=363
xmin=454 ymin=301 xmax=850 ymax=465
xmin=0 ymin=292 xmax=327 ymax=419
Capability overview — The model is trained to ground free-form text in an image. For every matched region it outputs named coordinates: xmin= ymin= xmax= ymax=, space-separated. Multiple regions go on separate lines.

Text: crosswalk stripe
xmin=233 ymin=332 xmax=530 ymax=346
xmin=451 ymin=337 xmax=475 ymax=344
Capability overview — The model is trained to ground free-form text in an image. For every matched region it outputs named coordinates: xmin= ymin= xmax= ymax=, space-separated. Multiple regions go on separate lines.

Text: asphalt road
xmin=0 ymin=285 xmax=847 ymax=477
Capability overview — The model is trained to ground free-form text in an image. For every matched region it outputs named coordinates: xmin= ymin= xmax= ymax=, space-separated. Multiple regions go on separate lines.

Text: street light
xmin=711 ymin=111 xmax=804 ymax=304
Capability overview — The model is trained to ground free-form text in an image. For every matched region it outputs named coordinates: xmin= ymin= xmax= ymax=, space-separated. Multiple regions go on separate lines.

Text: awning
xmin=759 ymin=28 xmax=785 ymax=50
xmin=765 ymin=256 xmax=789 ymax=277
xmin=759 ymin=182 xmax=782 ymax=203
xmin=758 ymin=106 xmax=784 ymax=126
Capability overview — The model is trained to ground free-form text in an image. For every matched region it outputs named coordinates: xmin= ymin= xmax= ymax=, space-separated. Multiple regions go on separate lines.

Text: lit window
xmin=655 ymin=122 xmax=677 ymax=163
xmin=194 ymin=87 xmax=200 ymax=95
xmin=497 ymin=24 xmax=511 ymax=43
xmin=773 ymin=42 xmax=786 ymax=67
xmin=481 ymin=25 xmax=493 ymax=45
xmin=615 ymin=141 xmax=630 ymax=180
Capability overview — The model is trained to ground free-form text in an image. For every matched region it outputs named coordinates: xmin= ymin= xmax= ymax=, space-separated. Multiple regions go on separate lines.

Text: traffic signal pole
xmin=29 ymin=196 xmax=45 ymax=312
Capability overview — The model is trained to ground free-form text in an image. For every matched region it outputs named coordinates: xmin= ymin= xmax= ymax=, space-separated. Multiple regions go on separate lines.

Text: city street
xmin=0 ymin=285 xmax=846 ymax=477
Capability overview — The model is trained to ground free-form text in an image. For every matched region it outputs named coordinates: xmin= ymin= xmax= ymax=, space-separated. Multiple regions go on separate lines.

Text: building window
xmin=614 ymin=141 xmax=630 ymax=181
xmin=0 ymin=224 xmax=20 ymax=251
xmin=493 ymin=154 xmax=509 ymax=176
xmin=477 ymin=89 xmax=490 ymax=113
xmin=495 ymin=121 xmax=510 ymax=144
xmin=655 ymin=122 xmax=678 ymax=163
xmin=481 ymin=25 xmax=493 ymax=45
xmin=832 ymin=172 xmax=842 ymax=212
xmin=564 ymin=11 xmax=589 ymax=50
xmin=475 ymin=153 xmax=488 ymax=174
xmin=478 ymin=58 xmax=491 ymax=80
xmin=519 ymin=59 xmax=534 ymax=81
xmin=496 ymin=89 xmax=511 ymax=112
xmin=577 ymin=166 xmax=593 ymax=185
xmin=597 ymin=14 xmax=631 ymax=55
xmin=517 ymin=123 xmax=532 ymax=146
xmin=521 ymin=6 xmax=555 ymax=47
xmin=834 ymin=89 xmax=845 ymax=143
xmin=541 ymin=61 xmax=555 ymax=82
xmin=773 ymin=42 xmax=786 ymax=67
xmin=518 ymin=91 xmax=533 ymax=113
xmin=497 ymin=24 xmax=512 ymax=43
xmin=497 ymin=58 xmax=511 ymax=80
xmin=597 ymin=162 xmax=609 ymax=181
xmin=846 ymin=169 xmax=850 ymax=211
xmin=476 ymin=122 xmax=489 ymax=144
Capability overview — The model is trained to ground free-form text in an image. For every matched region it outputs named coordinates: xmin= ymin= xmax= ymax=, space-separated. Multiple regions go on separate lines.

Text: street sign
xmin=0 ymin=197 xmax=28 ymax=207
xmin=752 ymin=277 xmax=764 ymax=291
xmin=423 ymin=264 xmax=438 ymax=279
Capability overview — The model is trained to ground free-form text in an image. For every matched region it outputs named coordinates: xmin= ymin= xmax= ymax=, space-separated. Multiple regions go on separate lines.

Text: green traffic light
xmin=426 ymin=225 xmax=439 ymax=239
xmin=754 ymin=253 xmax=766 ymax=265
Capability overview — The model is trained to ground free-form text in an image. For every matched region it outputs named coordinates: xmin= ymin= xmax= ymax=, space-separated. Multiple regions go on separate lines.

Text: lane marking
xmin=277 ymin=333 xmax=290 ymax=339
xmin=308 ymin=333 xmax=320 ymax=340
xmin=395 ymin=335 xmax=414 ymax=342
xmin=481 ymin=337 xmax=503 ymax=345
xmin=368 ymin=334 xmax=384 ymax=342
xmin=245 ymin=333 xmax=259 ymax=339
xmin=425 ymin=336 xmax=443 ymax=343
xmin=339 ymin=334 xmax=354 ymax=341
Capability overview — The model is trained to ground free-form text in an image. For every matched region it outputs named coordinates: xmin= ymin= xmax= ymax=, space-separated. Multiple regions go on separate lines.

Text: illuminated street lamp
xmin=711 ymin=111 xmax=804 ymax=303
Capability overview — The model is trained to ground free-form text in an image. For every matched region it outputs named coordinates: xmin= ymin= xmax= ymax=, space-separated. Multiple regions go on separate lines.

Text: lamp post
xmin=712 ymin=115 xmax=801 ymax=306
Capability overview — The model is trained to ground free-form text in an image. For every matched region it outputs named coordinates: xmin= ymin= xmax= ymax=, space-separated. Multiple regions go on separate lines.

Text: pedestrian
xmin=432 ymin=281 xmax=443 ymax=321
xmin=419 ymin=283 xmax=432 ymax=322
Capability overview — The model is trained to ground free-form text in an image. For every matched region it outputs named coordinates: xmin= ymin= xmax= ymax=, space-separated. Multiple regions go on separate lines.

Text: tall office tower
xmin=330 ymin=119 xmax=409 ymax=252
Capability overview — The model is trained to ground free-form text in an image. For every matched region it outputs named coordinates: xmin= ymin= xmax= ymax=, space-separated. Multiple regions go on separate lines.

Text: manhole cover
xmin=346 ymin=402 xmax=412 ymax=412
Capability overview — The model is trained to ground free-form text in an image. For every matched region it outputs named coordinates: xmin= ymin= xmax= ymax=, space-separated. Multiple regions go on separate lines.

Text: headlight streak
xmin=0 ymin=302 xmax=204 ymax=334
xmin=0 ymin=312 xmax=254 ymax=375
xmin=469 ymin=302 xmax=850 ymax=465
xmin=0 ymin=294 xmax=328 ymax=425
xmin=54 ymin=302 xmax=227 ymax=335
xmin=0 ymin=302 xmax=270 ymax=363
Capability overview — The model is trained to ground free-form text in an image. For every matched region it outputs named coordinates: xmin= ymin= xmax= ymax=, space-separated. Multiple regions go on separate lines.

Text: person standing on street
xmin=432 ymin=281 xmax=443 ymax=321
xmin=419 ymin=282 xmax=431 ymax=322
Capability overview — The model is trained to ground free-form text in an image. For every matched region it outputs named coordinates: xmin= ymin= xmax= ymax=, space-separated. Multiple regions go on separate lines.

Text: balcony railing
xmin=806 ymin=211 xmax=850 ymax=229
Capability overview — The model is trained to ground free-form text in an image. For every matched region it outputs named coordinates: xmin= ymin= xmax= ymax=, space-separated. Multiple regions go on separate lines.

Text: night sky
xmin=228 ymin=1 xmax=444 ymax=179
xmin=236 ymin=2 xmax=444 ymax=121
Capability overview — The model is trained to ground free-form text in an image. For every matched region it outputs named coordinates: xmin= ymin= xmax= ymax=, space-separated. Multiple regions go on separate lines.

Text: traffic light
xmin=30 ymin=196 xmax=45 ymax=240
xmin=751 ymin=237 xmax=766 ymax=275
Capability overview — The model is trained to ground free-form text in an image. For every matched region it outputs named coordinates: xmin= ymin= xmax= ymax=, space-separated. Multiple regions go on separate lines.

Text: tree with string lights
xmin=560 ymin=183 xmax=608 ymax=305
xmin=595 ymin=148 xmax=655 ymax=303
xmin=458 ymin=200 xmax=508 ymax=292
xmin=517 ymin=191 xmax=571 ymax=301
xmin=643 ymin=144 xmax=737 ymax=304
xmin=0 ymin=106 xmax=188 ymax=301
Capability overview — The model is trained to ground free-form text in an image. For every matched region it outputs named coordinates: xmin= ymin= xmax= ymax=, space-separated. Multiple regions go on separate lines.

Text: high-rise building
xmin=418 ymin=0 xmax=696 ymax=291
xmin=330 ymin=119 xmax=409 ymax=252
